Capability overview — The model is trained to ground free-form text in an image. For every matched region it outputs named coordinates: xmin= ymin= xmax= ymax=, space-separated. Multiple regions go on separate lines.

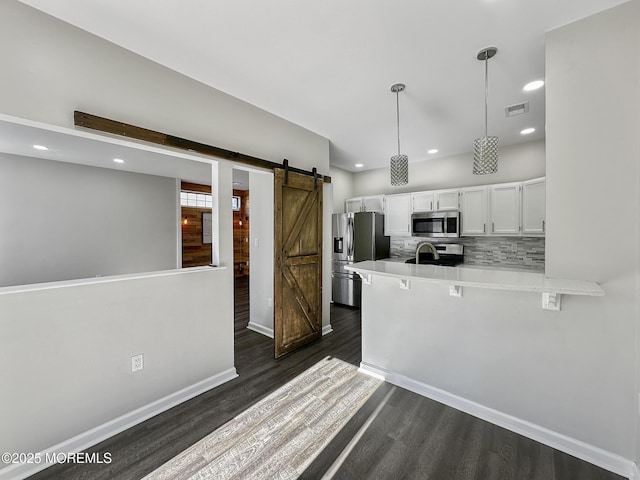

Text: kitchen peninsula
xmin=346 ymin=260 xmax=608 ymax=469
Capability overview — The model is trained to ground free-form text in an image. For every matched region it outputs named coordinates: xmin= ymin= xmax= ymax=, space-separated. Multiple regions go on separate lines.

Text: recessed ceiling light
xmin=113 ymin=158 xmax=125 ymax=164
xmin=33 ymin=145 xmax=48 ymax=151
xmin=427 ymin=149 xmax=438 ymax=154
xmin=355 ymin=163 xmax=364 ymax=168
xmin=520 ymin=128 xmax=536 ymax=135
xmin=523 ymin=80 xmax=544 ymax=91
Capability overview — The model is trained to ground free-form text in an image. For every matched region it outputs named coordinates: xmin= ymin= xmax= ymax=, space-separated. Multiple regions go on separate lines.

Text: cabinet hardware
xmin=437 ymin=200 xmax=439 ymax=210
xmin=430 ymin=201 xmax=432 ymax=211
xmin=492 ymin=222 xmax=495 ymax=233
xmin=483 ymin=223 xmax=486 ymax=233
xmin=542 ymin=220 xmax=545 ymax=232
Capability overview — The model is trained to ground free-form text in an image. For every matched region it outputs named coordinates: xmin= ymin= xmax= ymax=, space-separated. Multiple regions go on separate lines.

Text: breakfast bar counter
xmin=346 ymin=260 xmax=604 ymax=299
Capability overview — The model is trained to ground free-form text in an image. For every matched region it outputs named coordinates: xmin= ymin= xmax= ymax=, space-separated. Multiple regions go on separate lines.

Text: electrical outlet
xmin=131 ymin=354 xmax=144 ymax=373
xmin=511 ymin=244 xmax=518 ymax=253
xmin=267 ymin=298 xmax=273 ymax=308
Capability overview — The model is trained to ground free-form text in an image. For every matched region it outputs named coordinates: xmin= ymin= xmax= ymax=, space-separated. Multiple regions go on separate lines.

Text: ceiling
xmin=0 ymin=117 xmax=249 ymax=188
xmin=18 ymin=0 xmax=628 ymax=173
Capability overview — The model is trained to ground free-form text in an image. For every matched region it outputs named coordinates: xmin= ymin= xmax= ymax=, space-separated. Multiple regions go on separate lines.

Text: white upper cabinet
xmin=489 ymin=183 xmax=521 ymax=235
xmin=459 ymin=186 xmax=488 ymax=235
xmin=411 ymin=191 xmax=434 ymax=212
xmin=346 ymin=195 xmax=384 ymax=213
xmin=434 ymin=189 xmax=459 ymax=211
xmin=345 ymin=197 xmax=363 ymax=213
xmin=362 ymin=195 xmax=385 ymax=213
xmin=384 ymin=194 xmax=411 ymax=236
xmin=522 ymin=178 xmax=546 ymax=236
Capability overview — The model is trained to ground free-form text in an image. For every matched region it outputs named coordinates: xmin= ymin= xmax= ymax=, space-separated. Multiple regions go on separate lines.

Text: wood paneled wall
xmin=181 ymin=182 xmax=212 ymax=268
xmin=233 ymin=189 xmax=250 ymax=277
xmin=180 ymin=183 xmax=251 ymax=273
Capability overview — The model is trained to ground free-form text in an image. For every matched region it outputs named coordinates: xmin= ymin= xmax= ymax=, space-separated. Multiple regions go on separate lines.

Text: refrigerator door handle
xmin=347 ymin=217 xmax=354 ymax=259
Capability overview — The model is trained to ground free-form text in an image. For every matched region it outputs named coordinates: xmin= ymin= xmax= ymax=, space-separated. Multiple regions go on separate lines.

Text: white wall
xmin=352 ymin=140 xmax=545 ymax=197
xmin=359 ymin=276 xmax=633 ymax=476
xmin=248 ymin=169 xmax=275 ymax=337
xmin=0 ymin=153 xmax=178 ymax=287
xmin=329 ymin=166 xmax=354 ymax=213
xmin=0 ymin=268 xmax=234 ymax=475
xmin=322 ymin=182 xmax=333 ymax=334
xmin=545 ymin=0 xmax=640 ymax=464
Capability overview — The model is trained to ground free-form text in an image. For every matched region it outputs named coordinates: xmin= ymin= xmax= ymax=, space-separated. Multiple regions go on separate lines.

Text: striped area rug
xmin=143 ymin=357 xmax=382 ymax=480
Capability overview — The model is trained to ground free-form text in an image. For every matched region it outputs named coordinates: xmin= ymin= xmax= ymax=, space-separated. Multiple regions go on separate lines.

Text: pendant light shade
xmin=473 ymin=47 xmax=498 ymax=175
xmin=390 ymin=83 xmax=408 ymax=186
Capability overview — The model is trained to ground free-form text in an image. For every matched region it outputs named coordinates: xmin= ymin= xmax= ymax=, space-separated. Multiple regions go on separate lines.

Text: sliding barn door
xmin=274 ymin=169 xmax=323 ymax=358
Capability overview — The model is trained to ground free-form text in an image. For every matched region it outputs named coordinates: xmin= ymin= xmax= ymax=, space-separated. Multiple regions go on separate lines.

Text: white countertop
xmin=346 ymin=260 xmax=604 ymax=296
xmin=378 ymin=257 xmax=545 ymax=273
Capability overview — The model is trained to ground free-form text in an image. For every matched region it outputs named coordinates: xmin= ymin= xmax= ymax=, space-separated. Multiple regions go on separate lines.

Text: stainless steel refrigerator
xmin=332 ymin=212 xmax=390 ymax=307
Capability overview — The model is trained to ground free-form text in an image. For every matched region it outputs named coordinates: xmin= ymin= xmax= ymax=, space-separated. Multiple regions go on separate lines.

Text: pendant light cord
xmin=484 ymin=54 xmax=489 ymax=138
xmin=396 ymin=90 xmax=401 ymax=156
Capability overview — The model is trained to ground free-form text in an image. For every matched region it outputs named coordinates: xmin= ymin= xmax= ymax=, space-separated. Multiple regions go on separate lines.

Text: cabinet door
xmin=384 ymin=194 xmax=411 ymax=236
xmin=435 ymin=189 xmax=459 ymax=210
xmin=460 ymin=187 xmax=488 ymax=235
xmin=411 ymin=191 xmax=434 ymax=212
xmin=345 ymin=197 xmax=363 ymax=213
xmin=489 ymin=183 xmax=521 ymax=235
xmin=362 ymin=195 xmax=384 ymax=213
xmin=522 ymin=178 xmax=545 ymax=235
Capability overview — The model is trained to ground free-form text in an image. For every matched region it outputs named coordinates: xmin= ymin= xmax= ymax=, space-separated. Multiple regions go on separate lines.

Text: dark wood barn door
xmin=274 ymin=169 xmax=323 ymax=358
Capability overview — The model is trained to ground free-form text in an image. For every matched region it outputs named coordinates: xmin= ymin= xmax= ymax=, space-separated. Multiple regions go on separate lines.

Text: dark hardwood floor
xmin=28 ymin=275 xmax=623 ymax=480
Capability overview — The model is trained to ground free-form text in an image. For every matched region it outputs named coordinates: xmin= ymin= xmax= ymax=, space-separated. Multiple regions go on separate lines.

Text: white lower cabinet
xmin=384 ymin=194 xmax=411 ymax=236
xmin=522 ymin=178 xmax=546 ymax=235
xmin=489 ymin=183 xmax=521 ymax=235
xmin=460 ymin=186 xmax=488 ymax=235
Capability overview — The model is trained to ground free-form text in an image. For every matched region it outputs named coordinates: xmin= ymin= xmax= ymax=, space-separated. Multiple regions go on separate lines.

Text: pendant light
xmin=390 ymin=83 xmax=408 ymax=186
xmin=473 ymin=47 xmax=499 ymax=175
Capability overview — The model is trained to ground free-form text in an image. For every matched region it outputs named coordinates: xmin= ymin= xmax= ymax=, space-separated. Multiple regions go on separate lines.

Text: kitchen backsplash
xmin=390 ymin=236 xmax=545 ymax=271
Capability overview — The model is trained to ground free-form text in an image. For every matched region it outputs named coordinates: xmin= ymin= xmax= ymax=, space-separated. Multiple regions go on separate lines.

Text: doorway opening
xmin=179 ymin=181 xmax=213 ymax=268
xmin=232 ymin=169 xmax=250 ymax=331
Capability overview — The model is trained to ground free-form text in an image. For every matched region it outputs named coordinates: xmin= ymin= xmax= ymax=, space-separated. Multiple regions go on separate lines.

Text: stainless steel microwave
xmin=411 ymin=211 xmax=460 ymax=238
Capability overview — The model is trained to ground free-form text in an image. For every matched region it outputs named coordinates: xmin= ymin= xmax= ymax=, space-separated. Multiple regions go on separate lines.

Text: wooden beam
xmin=180 ymin=182 xmax=212 ymax=194
xmin=74 ymin=111 xmax=331 ymax=183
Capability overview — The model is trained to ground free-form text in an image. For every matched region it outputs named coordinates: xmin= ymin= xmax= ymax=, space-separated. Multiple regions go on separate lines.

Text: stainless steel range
xmin=404 ymin=243 xmax=464 ymax=266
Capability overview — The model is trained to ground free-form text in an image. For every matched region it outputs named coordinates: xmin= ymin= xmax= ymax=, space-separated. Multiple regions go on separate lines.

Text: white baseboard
xmin=247 ymin=322 xmax=274 ymax=338
xmin=359 ymin=362 xmax=636 ymax=480
xmin=0 ymin=368 xmax=238 ymax=480
xmin=322 ymin=324 xmax=333 ymax=336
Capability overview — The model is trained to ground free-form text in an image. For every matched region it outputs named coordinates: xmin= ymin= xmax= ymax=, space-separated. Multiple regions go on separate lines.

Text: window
xmin=180 ymin=191 xmax=212 ymax=208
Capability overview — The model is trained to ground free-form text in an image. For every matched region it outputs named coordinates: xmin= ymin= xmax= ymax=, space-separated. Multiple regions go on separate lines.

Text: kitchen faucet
xmin=415 ymin=242 xmax=440 ymax=263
